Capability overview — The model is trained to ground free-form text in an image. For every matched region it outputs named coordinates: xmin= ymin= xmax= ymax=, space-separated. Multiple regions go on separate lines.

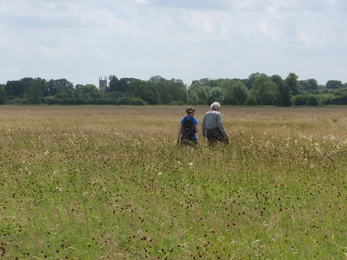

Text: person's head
xmin=211 ymin=102 xmax=221 ymax=111
xmin=186 ymin=107 xmax=196 ymax=115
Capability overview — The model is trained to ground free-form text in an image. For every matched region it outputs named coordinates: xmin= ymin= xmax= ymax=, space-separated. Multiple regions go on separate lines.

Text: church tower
xmin=99 ymin=76 xmax=107 ymax=93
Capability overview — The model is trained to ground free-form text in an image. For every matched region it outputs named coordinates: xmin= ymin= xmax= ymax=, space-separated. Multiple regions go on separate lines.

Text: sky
xmin=1 ymin=0 xmax=347 ymax=87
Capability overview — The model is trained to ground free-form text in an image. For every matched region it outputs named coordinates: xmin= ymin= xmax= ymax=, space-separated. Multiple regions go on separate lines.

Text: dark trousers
xmin=206 ymin=128 xmax=229 ymax=144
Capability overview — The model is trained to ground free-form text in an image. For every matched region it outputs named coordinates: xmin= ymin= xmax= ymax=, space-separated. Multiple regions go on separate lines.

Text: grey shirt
xmin=202 ymin=110 xmax=227 ymax=136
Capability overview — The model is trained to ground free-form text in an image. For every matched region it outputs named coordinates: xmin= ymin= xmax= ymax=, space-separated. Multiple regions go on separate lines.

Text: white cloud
xmin=1 ymin=0 xmax=347 ymax=86
xmin=0 ymin=37 xmax=13 ymax=48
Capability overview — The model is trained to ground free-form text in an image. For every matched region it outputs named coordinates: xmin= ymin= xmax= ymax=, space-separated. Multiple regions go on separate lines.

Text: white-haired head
xmin=210 ymin=102 xmax=221 ymax=110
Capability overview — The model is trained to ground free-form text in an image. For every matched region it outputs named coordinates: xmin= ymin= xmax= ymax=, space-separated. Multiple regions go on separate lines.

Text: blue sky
xmin=1 ymin=0 xmax=347 ymax=87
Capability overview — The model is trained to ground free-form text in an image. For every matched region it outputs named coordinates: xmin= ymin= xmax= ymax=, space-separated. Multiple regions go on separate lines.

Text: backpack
xmin=181 ymin=116 xmax=195 ymax=139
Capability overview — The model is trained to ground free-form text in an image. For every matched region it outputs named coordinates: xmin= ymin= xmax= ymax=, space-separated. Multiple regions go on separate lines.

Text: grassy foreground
xmin=1 ymin=105 xmax=347 ymax=259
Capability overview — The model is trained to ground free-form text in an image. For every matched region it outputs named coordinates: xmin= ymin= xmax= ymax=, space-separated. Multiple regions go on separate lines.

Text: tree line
xmin=1 ymin=73 xmax=347 ymax=106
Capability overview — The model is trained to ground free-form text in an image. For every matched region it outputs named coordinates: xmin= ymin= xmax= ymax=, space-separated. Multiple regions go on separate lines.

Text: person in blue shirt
xmin=177 ymin=107 xmax=199 ymax=145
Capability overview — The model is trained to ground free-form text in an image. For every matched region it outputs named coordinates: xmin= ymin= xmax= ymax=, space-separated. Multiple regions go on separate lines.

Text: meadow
xmin=1 ymin=105 xmax=347 ymax=260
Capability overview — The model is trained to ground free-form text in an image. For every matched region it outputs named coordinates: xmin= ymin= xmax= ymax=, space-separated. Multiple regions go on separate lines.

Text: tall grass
xmin=1 ymin=105 xmax=347 ymax=259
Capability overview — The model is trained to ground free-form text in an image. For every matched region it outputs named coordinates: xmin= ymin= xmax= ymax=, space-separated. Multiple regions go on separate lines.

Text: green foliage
xmin=195 ymin=78 xmax=223 ymax=88
xmin=2 ymin=74 xmax=347 ymax=107
xmin=210 ymin=87 xmax=224 ymax=103
xmin=271 ymin=74 xmax=283 ymax=86
xmin=117 ymin=97 xmax=147 ymax=105
xmin=305 ymin=95 xmax=321 ymax=106
xmin=149 ymin=76 xmax=186 ymax=105
xmin=188 ymin=82 xmax=212 ymax=105
xmin=338 ymin=93 xmax=347 ymax=105
xmin=169 ymin=100 xmax=185 ymax=105
xmin=243 ymin=72 xmax=261 ymax=89
xmin=196 ymin=99 xmax=207 ymax=105
xmin=245 ymin=96 xmax=257 ymax=106
xmin=0 ymin=86 xmax=7 ymax=104
xmin=300 ymin=79 xmax=318 ymax=91
xmin=275 ymin=82 xmax=292 ymax=107
xmin=27 ymin=80 xmax=44 ymax=104
xmin=249 ymin=74 xmax=276 ymax=105
xmin=326 ymin=80 xmax=343 ymax=89
xmin=108 ymin=75 xmax=119 ymax=92
xmin=224 ymin=96 xmax=239 ymax=105
xmin=318 ymin=94 xmax=335 ymax=105
xmin=285 ymin=73 xmax=300 ymax=95
xmin=130 ymin=80 xmax=157 ymax=105
xmin=230 ymin=81 xmax=248 ymax=105
xmin=5 ymin=80 xmax=26 ymax=97
xmin=6 ymin=98 xmax=30 ymax=105
xmin=47 ymin=79 xmax=74 ymax=96
xmin=292 ymin=95 xmax=309 ymax=106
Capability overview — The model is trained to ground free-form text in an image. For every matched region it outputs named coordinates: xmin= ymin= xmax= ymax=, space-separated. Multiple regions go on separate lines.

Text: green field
xmin=1 ymin=106 xmax=347 ymax=259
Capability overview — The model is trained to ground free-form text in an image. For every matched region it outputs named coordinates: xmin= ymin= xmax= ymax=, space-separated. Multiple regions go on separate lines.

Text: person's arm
xmin=217 ymin=113 xmax=227 ymax=137
xmin=194 ymin=124 xmax=199 ymax=133
xmin=177 ymin=123 xmax=183 ymax=143
xmin=201 ymin=116 xmax=206 ymax=137
xmin=193 ymin=118 xmax=199 ymax=135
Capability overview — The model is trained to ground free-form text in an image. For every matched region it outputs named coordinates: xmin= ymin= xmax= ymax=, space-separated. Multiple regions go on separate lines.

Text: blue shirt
xmin=180 ymin=115 xmax=199 ymax=139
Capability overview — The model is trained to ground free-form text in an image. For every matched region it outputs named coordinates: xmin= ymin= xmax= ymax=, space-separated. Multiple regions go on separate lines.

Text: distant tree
xmin=75 ymin=84 xmax=84 ymax=91
xmin=243 ymin=72 xmax=261 ymax=89
xmin=249 ymin=74 xmax=277 ymax=105
xmin=211 ymin=87 xmax=224 ymax=102
xmin=245 ymin=97 xmax=257 ymax=106
xmin=5 ymin=80 xmax=26 ymax=97
xmin=271 ymin=75 xmax=283 ymax=86
xmin=275 ymin=82 xmax=292 ymax=107
xmin=149 ymin=75 xmax=173 ymax=104
xmin=218 ymin=79 xmax=233 ymax=94
xmin=130 ymin=79 xmax=157 ymax=105
xmin=108 ymin=75 xmax=119 ymax=92
xmin=326 ymin=80 xmax=343 ymax=89
xmin=306 ymin=95 xmax=320 ymax=106
xmin=335 ymin=92 xmax=347 ymax=105
xmin=300 ymin=79 xmax=318 ymax=91
xmin=195 ymin=85 xmax=212 ymax=103
xmin=197 ymin=78 xmax=213 ymax=87
xmin=307 ymin=78 xmax=318 ymax=91
xmin=230 ymin=81 xmax=248 ymax=105
xmin=79 ymin=84 xmax=98 ymax=93
xmin=114 ymin=78 xmax=130 ymax=93
xmin=46 ymin=79 xmax=74 ymax=96
xmin=66 ymin=89 xmax=76 ymax=99
xmin=28 ymin=80 xmax=44 ymax=104
xmin=167 ymin=78 xmax=187 ymax=103
xmin=0 ymin=86 xmax=6 ymax=104
xmin=191 ymin=78 xmax=224 ymax=88
xmin=285 ymin=73 xmax=300 ymax=95
xmin=188 ymin=81 xmax=212 ymax=105
xmin=292 ymin=95 xmax=309 ymax=106
xmin=19 ymin=77 xmax=34 ymax=94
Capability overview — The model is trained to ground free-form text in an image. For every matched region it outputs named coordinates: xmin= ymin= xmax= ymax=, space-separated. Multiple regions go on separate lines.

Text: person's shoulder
xmin=214 ymin=110 xmax=221 ymax=115
xmin=208 ymin=110 xmax=220 ymax=115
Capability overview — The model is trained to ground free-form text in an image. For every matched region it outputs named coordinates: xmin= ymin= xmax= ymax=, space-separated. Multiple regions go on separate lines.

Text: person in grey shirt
xmin=202 ymin=102 xmax=229 ymax=144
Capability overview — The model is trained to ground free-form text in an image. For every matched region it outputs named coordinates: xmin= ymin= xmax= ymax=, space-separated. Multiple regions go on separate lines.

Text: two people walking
xmin=178 ymin=102 xmax=229 ymax=145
